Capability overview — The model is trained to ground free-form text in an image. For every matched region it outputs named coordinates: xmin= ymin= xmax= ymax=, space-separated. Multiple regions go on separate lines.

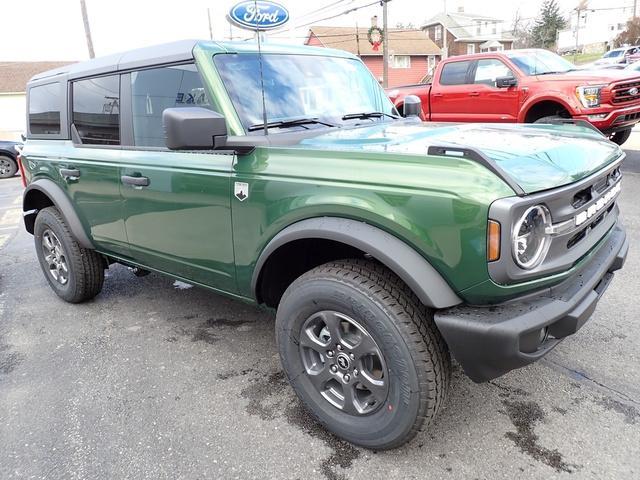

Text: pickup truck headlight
xmin=576 ymin=85 xmax=604 ymax=108
xmin=512 ymin=205 xmax=552 ymax=270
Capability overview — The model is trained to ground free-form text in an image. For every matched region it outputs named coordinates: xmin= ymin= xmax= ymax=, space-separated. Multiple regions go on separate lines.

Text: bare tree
xmin=511 ymin=9 xmax=533 ymax=48
xmin=80 ymin=0 xmax=95 ymax=59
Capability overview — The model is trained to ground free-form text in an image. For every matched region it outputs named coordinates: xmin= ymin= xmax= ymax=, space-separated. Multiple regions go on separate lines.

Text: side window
xmin=439 ymin=61 xmax=472 ymax=85
xmin=130 ymin=64 xmax=211 ymax=147
xmin=72 ymin=75 xmax=120 ymax=145
xmin=473 ymin=59 xmax=515 ymax=87
xmin=29 ymin=83 xmax=62 ymax=135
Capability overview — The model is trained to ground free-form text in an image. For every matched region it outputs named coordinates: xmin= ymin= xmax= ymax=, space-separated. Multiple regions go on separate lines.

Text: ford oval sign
xmin=229 ymin=1 xmax=289 ymax=31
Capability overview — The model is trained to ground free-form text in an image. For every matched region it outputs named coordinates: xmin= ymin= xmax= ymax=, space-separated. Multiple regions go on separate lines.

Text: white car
xmin=593 ymin=46 xmax=640 ymax=66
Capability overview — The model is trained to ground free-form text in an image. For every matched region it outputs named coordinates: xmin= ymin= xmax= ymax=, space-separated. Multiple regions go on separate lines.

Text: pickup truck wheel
xmin=276 ymin=259 xmax=451 ymax=449
xmin=533 ymin=115 xmax=565 ymax=125
xmin=609 ymin=128 xmax=632 ymax=146
xmin=34 ymin=206 xmax=105 ymax=303
xmin=0 ymin=155 xmax=17 ymax=178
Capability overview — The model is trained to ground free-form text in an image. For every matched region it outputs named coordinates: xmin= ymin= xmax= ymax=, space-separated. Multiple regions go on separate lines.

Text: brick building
xmin=305 ymin=26 xmax=441 ymax=87
xmin=422 ymin=10 xmax=514 ymax=57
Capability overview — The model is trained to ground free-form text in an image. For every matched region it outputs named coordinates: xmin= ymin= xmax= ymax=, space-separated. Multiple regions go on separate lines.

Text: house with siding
xmin=422 ymin=10 xmax=514 ymax=58
xmin=0 ymin=61 xmax=72 ymax=140
xmin=305 ymin=26 xmax=441 ymax=87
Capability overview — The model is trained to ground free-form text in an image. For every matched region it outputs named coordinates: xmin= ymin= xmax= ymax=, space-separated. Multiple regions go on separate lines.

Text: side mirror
xmin=496 ymin=76 xmax=517 ymax=88
xmin=163 ymin=107 xmax=227 ymax=150
xmin=403 ymin=95 xmax=422 ymax=118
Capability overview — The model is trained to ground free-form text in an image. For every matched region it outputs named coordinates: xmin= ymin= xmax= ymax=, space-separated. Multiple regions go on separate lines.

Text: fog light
xmin=587 ymin=113 xmax=607 ymax=120
xmin=520 ymin=327 xmax=549 ymax=353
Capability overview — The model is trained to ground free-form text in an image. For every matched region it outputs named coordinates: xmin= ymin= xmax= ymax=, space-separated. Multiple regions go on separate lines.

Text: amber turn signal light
xmin=487 ymin=220 xmax=501 ymax=262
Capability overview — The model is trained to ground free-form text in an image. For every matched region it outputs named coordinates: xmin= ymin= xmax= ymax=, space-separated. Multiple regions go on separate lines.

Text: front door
xmin=468 ymin=58 xmax=520 ymax=122
xmin=118 ymin=63 xmax=237 ymax=293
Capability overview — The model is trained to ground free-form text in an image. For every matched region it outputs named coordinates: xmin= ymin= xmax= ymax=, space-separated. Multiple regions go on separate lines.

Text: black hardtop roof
xmin=28 ymin=39 xmax=201 ymax=84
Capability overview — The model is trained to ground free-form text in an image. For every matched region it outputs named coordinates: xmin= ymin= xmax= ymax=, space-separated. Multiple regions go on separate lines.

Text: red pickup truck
xmin=387 ymin=49 xmax=640 ymax=145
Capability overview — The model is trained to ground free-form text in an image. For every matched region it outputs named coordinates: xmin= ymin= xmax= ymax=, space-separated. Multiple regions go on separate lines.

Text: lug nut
xmin=343 ymin=374 xmax=350 ymax=382
xmin=353 ymin=369 xmax=359 ymax=376
xmin=330 ymin=365 xmax=338 ymax=373
xmin=337 ymin=344 xmax=343 ymax=351
xmin=349 ymin=353 xmax=355 ymax=360
xmin=327 ymin=350 xmax=334 ymax=357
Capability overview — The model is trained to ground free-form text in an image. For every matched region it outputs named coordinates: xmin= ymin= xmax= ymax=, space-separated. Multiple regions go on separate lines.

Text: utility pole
xmin=573 ymin=7 xmax=581 ymax=64
xmin=355 ymin=22 xmax=361 ymax=57
xmin=79 ymin=0 xmax=95 ymax=59
xmin=207 ymin=8 xmax=213 ymax=40
xmin=382 ymin=0 xmax=390 ymax=88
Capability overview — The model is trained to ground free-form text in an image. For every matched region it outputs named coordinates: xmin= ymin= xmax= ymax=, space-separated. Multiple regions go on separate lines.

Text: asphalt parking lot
xmin=1 ymin=140 xmax=639 ymax=480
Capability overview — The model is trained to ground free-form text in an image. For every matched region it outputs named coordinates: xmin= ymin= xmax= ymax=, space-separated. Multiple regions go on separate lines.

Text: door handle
xmin=468 ymin=92 xmax=480 ymax=97
xmin=60 ymin=168 xmax=80 ymax=180
xmin=121 ymin=175 xmax=150 ymax=187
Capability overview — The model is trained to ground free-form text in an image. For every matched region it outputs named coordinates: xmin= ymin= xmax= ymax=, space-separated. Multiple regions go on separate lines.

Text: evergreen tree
xmin=531 ymin=0 xmax=567 ymax=49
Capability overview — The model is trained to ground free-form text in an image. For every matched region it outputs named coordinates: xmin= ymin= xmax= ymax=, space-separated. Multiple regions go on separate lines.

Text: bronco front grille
xmin=611 ymin=80 xmax=640 ymax=104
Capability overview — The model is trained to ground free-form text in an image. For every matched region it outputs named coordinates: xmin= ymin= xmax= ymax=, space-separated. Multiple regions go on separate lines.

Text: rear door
xmin=430 ymin=59 xmax=475 ymax=121
xmin=63 ymin=75 xmax=129 ymax=256
xmin=118 ymin=63 xmax=236 ymax=292
xmin=467 ymin=58 xmax=520 ymax=122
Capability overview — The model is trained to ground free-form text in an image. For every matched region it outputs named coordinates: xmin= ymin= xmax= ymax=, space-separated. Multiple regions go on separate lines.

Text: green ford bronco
xmin=21 ymin=40 xmax=627 ymax=449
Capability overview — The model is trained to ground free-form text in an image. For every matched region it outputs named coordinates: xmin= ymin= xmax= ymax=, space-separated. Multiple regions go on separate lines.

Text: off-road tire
xmin=34 ymin=206 xmax=105 ymax=303
xmin=276 ymin=259 xmax=451 ymax=449
xmin=0 ymin=155 xmax=17 ymax=179
xmin=609 ymin=128 xmax=632 ymax=146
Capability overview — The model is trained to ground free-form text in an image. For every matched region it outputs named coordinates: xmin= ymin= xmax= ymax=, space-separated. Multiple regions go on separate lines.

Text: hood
xmin=294 ymin=121 xmax=622 ymax=194
xmin=535 ymin=68 xmax=640 ymax=83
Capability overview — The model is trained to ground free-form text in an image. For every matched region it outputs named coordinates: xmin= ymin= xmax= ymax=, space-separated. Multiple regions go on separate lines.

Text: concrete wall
xmin=0 ymin=93 xmax=26 ymax=141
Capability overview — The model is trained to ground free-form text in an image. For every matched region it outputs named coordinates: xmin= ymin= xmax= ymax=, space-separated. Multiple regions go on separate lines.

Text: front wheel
xmin=276 ymin=259 xmax=451 ymax=449
xmin=609 ymin=128 xmax=632 ymax=146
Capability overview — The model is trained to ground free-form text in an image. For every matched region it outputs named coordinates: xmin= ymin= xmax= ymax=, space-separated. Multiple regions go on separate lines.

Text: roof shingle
xmin=0 ymin=62 xmax=73 ymax=94
xmin=306 ymin=26 xmax=440 ymax=56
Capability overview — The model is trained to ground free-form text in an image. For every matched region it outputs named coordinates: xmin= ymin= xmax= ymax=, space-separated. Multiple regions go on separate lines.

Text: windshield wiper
xmin=341 ymin=111 xmax=399 ymax=121
xmin=247 ymin=117 xmax=335 ymax=132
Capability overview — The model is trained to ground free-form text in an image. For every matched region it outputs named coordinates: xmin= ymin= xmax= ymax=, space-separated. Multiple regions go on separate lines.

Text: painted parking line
xmin=0 ymin=193 xmax=22 ymax=249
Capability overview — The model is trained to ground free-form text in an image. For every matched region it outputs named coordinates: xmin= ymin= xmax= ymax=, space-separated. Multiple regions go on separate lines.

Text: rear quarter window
xmin=29 ymin=82 xmax=62 ymax=135
xmin=439 ymin=61 xmax=472 ymax=85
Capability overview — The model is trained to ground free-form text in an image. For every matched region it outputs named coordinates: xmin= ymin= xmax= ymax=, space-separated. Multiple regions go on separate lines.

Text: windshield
xmin=505 ymin=50 xmax=575 ymax=75
xmin=213 ymin=53 xmax=396 ymax=133
xmin=603 ymin=49 xmax=624 ymax=58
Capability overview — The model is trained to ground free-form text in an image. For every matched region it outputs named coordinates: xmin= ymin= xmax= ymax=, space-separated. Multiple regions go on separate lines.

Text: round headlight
xmin=512 ymin=205 xmax=552 ymax=270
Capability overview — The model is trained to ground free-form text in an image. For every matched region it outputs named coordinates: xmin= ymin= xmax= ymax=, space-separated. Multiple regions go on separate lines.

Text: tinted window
xmin=29 ymin=83 xmax=62 ymax=135
xmin=72 ymin=75 xmax=120 ymax=145
xmin=473 ymin=59 xmax=514 ymax=87
xmin=131 ymin=64 xmax=211 ymax=147
xmin=440 ymin=61 xmax=471 ymax=85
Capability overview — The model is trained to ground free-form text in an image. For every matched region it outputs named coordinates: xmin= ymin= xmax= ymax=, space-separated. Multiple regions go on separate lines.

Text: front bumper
xmin=575 ymin=103 xmax=640 ymax=134
xmin=434 ymin=224 xmax=628 ymax=383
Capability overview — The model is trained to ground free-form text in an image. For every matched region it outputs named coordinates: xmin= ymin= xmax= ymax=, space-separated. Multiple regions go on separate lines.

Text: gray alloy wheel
xmin=299 ymin=310 xmax=389 ymax=415
xmin=41 ymin=229 xmax=70 ymax=286
xmin=0 ymin=155 xmax=17 ymax=178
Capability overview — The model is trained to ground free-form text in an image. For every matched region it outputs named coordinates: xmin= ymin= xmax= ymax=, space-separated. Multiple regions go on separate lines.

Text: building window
xmin=435 ymin=25 xmax=441 ymax=41
xmin=476 ymin=21 xmax=481 ymax=35
xmin=392 ymin=55 xmax=411 ymax=69
xmin=467 ymin=43 xmax=476 ymax=54
xmin=130 ymin=64 xmax=211 ymax=147
xmin=492 ymin=22 xmax=497 ymax=34
xmin=72 ymin=75 xmax=120 ymax=145
xmin=28 ymin=83 xmax=62 ymax=135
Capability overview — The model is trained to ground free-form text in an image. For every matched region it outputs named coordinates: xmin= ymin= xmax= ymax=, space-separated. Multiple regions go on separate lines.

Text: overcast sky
xmin=0 ymin=0 xmax=610 ymax=61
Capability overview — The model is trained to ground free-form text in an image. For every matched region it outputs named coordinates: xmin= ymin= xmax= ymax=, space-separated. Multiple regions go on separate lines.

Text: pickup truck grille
xmin=611 ymin=80 xmax=640 ymax=104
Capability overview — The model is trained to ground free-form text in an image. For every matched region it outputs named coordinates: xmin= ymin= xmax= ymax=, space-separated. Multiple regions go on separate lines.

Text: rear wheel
xmin=276 ymin=259 xmax=451 ymax=449
xmin=0 ymin=155 xmax=17 ymax=179
xmin=609 ymin=128 xmax=632 ymax=146
xmin=34 ymin=206 xmax=105 ymax=303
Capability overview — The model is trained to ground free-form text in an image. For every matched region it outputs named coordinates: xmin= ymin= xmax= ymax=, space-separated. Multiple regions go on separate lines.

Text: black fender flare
xmin=251 ymin=217 xmax=462 ymax=309
xmin=22 ymin=178 xmax=95 ymax=249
